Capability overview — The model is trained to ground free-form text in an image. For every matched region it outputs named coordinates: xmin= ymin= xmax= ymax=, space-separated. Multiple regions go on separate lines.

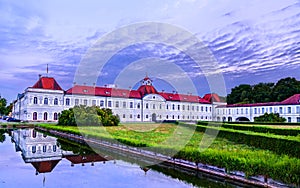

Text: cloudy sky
xmin=1 ymin=0 xmax=300 ymax=102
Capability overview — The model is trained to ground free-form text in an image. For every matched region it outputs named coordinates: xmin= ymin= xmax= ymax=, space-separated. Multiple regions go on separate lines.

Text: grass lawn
xmin=36 ymin=122 xmax=300 ymax=186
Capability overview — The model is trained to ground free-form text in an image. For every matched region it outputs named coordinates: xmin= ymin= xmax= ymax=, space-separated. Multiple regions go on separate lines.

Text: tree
xmin=254 ymin=113 xmax=286 ymax=123
xmin=271 ymin=77 xmax=300 ymax=102
xmin=0 ymin=97 xmax=7 ymax=115
xmin=252 ymin=83 xmax=274 ymax=103
xmin=227 ymin=84 xmax=252 ymax=104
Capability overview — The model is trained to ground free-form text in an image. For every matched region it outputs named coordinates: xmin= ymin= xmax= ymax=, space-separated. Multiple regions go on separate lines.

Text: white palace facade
xmin=12 ymin=76 xmax=300 ymax=123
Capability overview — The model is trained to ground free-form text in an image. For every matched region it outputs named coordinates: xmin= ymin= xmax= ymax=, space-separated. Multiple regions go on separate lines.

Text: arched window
xmin=44 ymin=98 xmax=48 ymax=105
xmin=32 ymin=130 xmax=37 ymax=138
xmin=33 ymin=112 xmax=37 ymax=120
xmin=44 ymin=112 xmax=48 ymax=120
xmin=33 ymin=97 xmax=38 ymax=104
xmin=137 ymin=114 xmax=140 ymax=118
xmin=32 ymin=146 xmax=36 ymax=154
xmin=54 ymin=113 xmax=58 ymax=120
xmin=43 ymin=145 xmax=47 ymax=153
xmin=145 ymin=103 xmax=149 ymax=109
xmin=66 ymin=98 xmax=70 ymax=106
xmin=53 ymin=145 xmax=57 ymax=152
xmin=54 ymin=98 xmax=58 ymax=105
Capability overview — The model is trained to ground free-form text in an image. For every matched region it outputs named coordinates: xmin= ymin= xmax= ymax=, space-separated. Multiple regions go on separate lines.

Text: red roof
xmin=31 ymin=77 xmax=63 ymax=90
xmin=203 ymin=93 xmax=222 ymax=103
xmin=218 ymin=94 xmax=300 ymax=108
xmin=281 ymin=94 xmax=300 ymax=105
xmin=66 ymin=85 xmax=142 ymax=98
xmin=31 ymin=160 xmax=60 ymax=173
xmin=137 ymin=85 xmax=158 ymax=96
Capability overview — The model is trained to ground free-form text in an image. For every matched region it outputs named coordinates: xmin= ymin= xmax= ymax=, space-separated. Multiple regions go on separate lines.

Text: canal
xmin=0 ymin=128 xmax=256 ymax=188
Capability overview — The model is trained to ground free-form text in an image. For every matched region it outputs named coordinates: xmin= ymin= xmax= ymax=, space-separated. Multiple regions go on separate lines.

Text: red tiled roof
xmin=281 ymin=94 xmax=300 ymax=105
xmin=203 ymin=93 xmax=222 ymax=103
xmin=31 ymin=160 xmax=60 ymax=173
xmin=218 ymin=94 xmax=300 ymax=108
xmin=66 ymin=85 xmax=142 ymax=98
xmin=137 ymin=85 xmax=158 ymax=96
xmin=31 ymin=77 xmax=63 ymax=90
xmin=158 ymin=92 xmax=210 ymax=103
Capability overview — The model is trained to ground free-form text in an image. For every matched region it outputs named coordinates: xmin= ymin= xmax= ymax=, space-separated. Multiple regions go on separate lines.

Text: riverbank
xmin=35 ymin=122 xmax=300 ymax=187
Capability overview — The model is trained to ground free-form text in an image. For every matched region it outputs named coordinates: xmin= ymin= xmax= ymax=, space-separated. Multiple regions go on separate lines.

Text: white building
xmin=12 ymin=76 xmax=221 ymax=122
xmin=216 ymin=94 xmax=300 ymax=123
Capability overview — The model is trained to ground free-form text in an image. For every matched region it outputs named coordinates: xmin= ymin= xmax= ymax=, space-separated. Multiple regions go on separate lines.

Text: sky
xmin=1 ymin=0 xmax=300 ymax=103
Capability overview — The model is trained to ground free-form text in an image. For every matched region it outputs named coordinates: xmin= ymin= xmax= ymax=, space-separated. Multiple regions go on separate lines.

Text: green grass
xmin=36 ymin=122 xmax=300 ymax=186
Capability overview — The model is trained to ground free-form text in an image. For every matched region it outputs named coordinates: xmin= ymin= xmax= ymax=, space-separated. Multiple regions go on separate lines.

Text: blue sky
xmin=1 ymin=0 xmax=300 ymax=102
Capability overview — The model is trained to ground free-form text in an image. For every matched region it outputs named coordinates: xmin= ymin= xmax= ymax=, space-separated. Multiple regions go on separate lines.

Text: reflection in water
xmin=6 ymin=128 xmax=251 ymax=188
xmin=11 ymin=128 xmax=113 ymax=174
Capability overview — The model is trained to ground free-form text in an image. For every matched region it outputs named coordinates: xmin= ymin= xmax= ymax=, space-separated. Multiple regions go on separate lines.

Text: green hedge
xmin=197 ymin=121 xmax=300 ymax=136
xmin=195 ymin=124 xmax=300 ymax=158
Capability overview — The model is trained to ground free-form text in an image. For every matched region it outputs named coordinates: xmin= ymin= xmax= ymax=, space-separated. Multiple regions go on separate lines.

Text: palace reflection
xmin=11 ymin=129 xmax=112 ymax=174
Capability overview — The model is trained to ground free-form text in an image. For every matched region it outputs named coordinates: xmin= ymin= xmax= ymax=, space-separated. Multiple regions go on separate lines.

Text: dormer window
xmin=83 ymin=89 xmax=88 ymax=93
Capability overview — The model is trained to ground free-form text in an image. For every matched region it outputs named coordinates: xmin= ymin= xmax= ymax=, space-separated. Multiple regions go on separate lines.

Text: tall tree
xmin=0 ymin=97 xmax=7 ymax=115
xmin=272 ymin=77 xmax=300 ymax=102
xmin=252 ymin=83 xmax=274 ymax=103
xmin=227 ymin=84 xmax=252 ymax=104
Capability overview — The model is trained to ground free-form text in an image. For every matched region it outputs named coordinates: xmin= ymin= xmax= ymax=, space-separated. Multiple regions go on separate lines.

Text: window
xmin=262 ymin=108 xmax=265 ymax=114
xmin=54 ymin=113 xmax=58 ymax=120
xmin=241 ymin=109 xmax=243 ymax=114
xmin=297 ymin=117 xmax=300 ymax=122
xmin=182 ymin=105 xmax=185 ymax=111
xmin=297 ymin=106 xmax=300 ymax=113
xmin=32 ymin=130 xmax=37 ymax=138
xmin=123 ymin=114 xmax=126 ymax=118
xmin=246 ymin=108 xmax=248 ymax=114
xmin=43 ymin=145 xmax=47 ymax=153
xmin=288 ymin=107 xmax=291 ymax=114
xmin=166 ymin=115 xmax=168 ymax=119
xmin=166 ymin=105 xmax=169 ymax=110
xmin=92 ymin=100 xmax=96 ymax=106
xmin=123 ymin=101 xmax=126 ymax=108
xmin=187 ymin=106 xmax=190 ymax=111
xmin=160 ymin=104 xmax=162 ymax=109
xmin=33 ymin=112 xmax=37 ymax=120
xmin=130 ymin=102 xmax=133 ymax=108
xmin=115 ymin=101 xmax=119 ymax=108
xmin=172 ymin=115 xmax=175 ymax=119
xmin=146 ymin=103 xmax=149 ymax=109
xmin=84 ymin=99 xmax=88 ymax=106
xmin=44 ymin=98 xmax=48 ymax=105
xmin=137 ymin=103 xmax=140 ymax=109
xmin=137 ymin=114 xmax=140 ymax=119
xmin=237 ymin=109 xmax=239 ymax=114
xmin=32 ymin=146 xmax=36 ymax=154
xmin=279 ymin=107 xmax=283 ymax=114
xmin=75 ymin=99 xmax=79 ymax=106
xmin=108 ymin=101 xmax=112 ymax=107
xmin=178 ymin=115 xmax=180 ymax=119
xmin=153 ymin=104 xmax=155 ymax=109
xmin=288 ymin=117 xmax=291 ymax=123
xmin=192 ymin=106 xmax=194 ymax=111
xmin=178 ymin=105 xmax=180 ymax=111
xmin=254 ymin=108 xmax=257 ymax=114
xmin=44 ymin=112 xmax=48 ymax=120
xmin=228 ymin=109 xmax=231 ymax=114
xmin=53 ymin=145 xmax=57 ymax=152
xmin=269 ymin=107 xmax=273 ymax=113
xmin=146 ymin=114 xmax=149 ymax=119
xmin=205 ymin=107 xmax=208 ymax=112
xmin=209 ymin=107 xmax=212 ymax=112
xmin=172 ymin=104 xmax=175 ymax=110
xmin=33 ymin=97 xmax=38 ymax=104
xmin=130 ymin=114 xmax=133 ymax=119
xmin=66 ymin=98 xmax=70 ymax=106
xmin=100 ymin=100 xmax=104 ymax=107
xmin=201 ymin=106 xmax=203 ymax=112
xmin=54 ymin=98 xmax=58 ymax=105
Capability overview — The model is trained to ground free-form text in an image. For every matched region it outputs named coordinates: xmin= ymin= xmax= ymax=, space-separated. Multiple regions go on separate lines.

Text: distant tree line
xmin=227 ymin=77 xmax=300 ymax=104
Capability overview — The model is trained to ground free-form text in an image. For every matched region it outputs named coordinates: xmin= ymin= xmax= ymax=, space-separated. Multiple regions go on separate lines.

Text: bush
xmin=254 ymin=112 xmax=286 ymax=123
xmin=58 ymin=106 xmax=120 ymax=126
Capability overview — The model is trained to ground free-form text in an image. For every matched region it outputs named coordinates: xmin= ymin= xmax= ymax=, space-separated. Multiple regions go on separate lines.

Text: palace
xmin=12 ymin=76 xmax=300 ymax=123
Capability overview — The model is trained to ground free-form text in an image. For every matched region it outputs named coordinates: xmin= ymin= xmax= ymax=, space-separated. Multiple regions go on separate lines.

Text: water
xmin=0 ymin=128 xmax=253 ymax=188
